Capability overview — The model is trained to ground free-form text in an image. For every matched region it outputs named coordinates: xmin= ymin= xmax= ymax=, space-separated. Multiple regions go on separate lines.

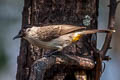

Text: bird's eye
xmin=26 ymin=28 xmax=31 ymax=32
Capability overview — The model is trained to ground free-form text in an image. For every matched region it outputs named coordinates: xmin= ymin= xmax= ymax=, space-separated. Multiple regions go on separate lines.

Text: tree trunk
xmin=16 ymin=0 xmax=98 ymax=80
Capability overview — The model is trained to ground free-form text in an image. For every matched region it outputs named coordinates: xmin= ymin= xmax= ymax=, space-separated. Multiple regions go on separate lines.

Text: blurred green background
xmin=0 ymin=0 xmax=119 ymax=80
xmin=0 ymin=0 xmax=23 ymax=80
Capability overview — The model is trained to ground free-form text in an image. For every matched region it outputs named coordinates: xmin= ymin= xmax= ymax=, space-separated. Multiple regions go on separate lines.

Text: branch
xmin=29 ymin=57 xmax=56 ymax=80
xmin=29 ymin=54 xmax=95 ymax=80
xmin=100 ymin=0 xmax=120 ymax=58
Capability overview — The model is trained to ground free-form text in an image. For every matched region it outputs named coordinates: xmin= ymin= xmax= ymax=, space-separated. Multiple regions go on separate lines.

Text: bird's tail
xmin=72 ymin=29 xmax=115 ymax=42
xmin=77 ymin=29 xmax=115 ymax=35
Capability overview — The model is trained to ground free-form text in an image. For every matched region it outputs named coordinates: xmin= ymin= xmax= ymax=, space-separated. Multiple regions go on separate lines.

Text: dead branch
xmin=29 ymin=57 xmax=56 ymax=80
xmin=100 ymin=0 xmax=120 ymax=58
xmin=92 ymin=1 xmax=120 ymax=79
xmin=29 ymin=54 xmax=95 ymax=80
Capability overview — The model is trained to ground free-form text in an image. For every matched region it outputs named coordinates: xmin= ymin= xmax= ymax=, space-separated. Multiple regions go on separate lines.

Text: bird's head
xmin=13 ymin=28 xmax=31 ymax=40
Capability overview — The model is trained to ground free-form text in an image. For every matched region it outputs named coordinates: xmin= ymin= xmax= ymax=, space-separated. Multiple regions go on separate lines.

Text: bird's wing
xmin=59 ymin=25 xmax=86 ymax=35
xmin=36 ymin=25 xmax=86 ymax=41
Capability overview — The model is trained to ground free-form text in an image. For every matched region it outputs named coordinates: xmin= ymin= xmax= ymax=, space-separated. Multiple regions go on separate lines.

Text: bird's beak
xmin=13 ymin=34 xmax=22 ymax=40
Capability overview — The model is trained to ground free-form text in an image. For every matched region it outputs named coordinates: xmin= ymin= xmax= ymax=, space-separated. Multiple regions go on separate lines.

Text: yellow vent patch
xmin=72 ymin=33 xmax=82 ymax=42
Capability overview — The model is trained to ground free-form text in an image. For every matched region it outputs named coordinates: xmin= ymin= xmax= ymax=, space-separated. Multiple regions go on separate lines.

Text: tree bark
xmin=16 ymin=0 xmax=98 ymax=80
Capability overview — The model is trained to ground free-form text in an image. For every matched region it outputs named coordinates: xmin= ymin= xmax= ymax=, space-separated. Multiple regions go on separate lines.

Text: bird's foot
xmin=43 ymin=50 xmax=61 ymax=57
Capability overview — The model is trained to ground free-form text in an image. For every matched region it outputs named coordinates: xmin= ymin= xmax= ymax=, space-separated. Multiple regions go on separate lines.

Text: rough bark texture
xmin=16 ymin=0 xmax=98 ymax=80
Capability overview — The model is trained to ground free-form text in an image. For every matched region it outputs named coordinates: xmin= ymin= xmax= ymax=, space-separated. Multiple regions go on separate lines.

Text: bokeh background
xmin=0 ymin=0 xmax=119 ymax=80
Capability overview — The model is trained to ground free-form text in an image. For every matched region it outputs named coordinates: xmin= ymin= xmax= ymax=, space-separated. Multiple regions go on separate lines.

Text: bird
xmin=13 ymin=24 xmax=115 ymax=56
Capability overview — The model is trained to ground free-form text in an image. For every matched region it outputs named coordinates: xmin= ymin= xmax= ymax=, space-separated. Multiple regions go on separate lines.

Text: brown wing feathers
xmin=59 ymin=25 xmax=86 ymax=35
xmin=36 ymin=25 xmax=86 ymax=41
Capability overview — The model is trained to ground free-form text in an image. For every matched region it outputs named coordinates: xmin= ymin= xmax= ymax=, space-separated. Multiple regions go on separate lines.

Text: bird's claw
xmin=43 ymin=50 xmax=60 ymax=57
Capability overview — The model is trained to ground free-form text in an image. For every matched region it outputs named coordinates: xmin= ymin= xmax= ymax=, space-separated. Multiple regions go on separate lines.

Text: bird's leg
xmin=43 ymin=50 xmax=61 ymax=57
xmin=43 ymin=46 xmax=63 ymax=57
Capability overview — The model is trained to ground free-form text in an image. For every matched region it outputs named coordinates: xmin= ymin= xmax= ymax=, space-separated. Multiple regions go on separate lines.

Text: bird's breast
xmin=24 ymin=36 xmax=58 ymax=49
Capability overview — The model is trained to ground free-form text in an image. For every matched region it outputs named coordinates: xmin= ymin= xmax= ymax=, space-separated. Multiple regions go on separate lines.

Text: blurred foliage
xmin=0 ymin=41 xmax=8 ymax=70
